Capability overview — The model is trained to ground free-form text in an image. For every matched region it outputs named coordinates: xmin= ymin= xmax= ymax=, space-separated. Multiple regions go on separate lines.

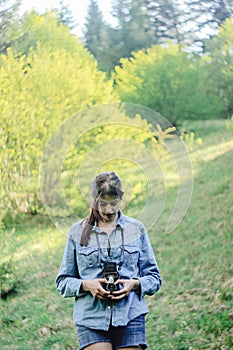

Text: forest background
xmin=0 ymin=0 xmax=233 ymax=349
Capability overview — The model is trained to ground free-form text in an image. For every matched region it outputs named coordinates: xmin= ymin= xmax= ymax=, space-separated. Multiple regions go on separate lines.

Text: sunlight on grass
xmin=194 ymin=140 xmax=233 ymax=162
xmin=3 ymin=227 xmax=67 ymax=263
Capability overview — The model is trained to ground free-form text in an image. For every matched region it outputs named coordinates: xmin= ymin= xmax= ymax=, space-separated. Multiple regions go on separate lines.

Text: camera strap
xmin=95 ymin=226 xmax=124 ymax=270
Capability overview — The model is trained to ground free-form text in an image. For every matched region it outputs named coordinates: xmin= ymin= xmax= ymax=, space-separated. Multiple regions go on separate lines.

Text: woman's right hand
xmin=81 ymin=279 xmax=110 ymax=300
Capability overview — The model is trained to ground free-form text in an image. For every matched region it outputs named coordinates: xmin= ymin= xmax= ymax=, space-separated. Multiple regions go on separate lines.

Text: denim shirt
xmin=56 ymin=212 xmax=162 ymax=330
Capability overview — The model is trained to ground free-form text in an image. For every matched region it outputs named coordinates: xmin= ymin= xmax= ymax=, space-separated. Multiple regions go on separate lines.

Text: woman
xmin=56 ymin=171 xmax=162 ymax=350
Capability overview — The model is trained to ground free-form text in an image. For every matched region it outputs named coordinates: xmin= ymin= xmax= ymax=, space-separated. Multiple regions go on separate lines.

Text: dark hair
xmin=80 ymin=172 xmax=124 ymax=246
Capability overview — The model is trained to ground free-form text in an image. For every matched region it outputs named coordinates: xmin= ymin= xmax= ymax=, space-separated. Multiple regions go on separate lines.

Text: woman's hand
xmin=82 ymin=278 xmax=110 ymax=300
xmin=109 ymin=279 xmax=140 ymax=300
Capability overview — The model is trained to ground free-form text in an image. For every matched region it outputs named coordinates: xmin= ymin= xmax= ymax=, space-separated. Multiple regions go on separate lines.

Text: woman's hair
xmin=80 ymin=171 xmax=124 ymax=246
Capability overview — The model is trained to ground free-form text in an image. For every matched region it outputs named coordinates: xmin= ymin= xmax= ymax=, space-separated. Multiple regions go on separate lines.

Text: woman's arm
xmin=137 ymin=225 xmax=162 ymax=299
xmin=55 ymin=227 xmax=86 ymax=298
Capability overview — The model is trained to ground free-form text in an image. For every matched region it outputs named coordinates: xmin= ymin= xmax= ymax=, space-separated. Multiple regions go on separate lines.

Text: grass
xmin=1 ymin=119 xmax=233 ymax=349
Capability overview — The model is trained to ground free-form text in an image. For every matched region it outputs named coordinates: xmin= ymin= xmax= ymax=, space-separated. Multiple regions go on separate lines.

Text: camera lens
xmin=107 ymin=275 xmax=116 ymax=293
xmin=108 ymin=283 xmax=116 ymax=293
xmin=108 ymin=275 xmax=115 ymax=283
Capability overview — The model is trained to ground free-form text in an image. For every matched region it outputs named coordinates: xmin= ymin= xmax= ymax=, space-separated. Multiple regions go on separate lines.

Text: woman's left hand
xmin=108 ymin=279 xmax=140 ymax=300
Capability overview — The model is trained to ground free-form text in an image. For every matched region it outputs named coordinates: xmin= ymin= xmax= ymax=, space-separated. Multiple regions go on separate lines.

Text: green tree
xmin=184 ymin=0 xmax=233 ymax=51
xmin=0 ymin=44 xmax=118 ymax=216
xmin=114 ymin=44 xmax=224 ymax=124
xmin=145 ymin=0 xmax=186 ymax=45
xmin=84 ymin=0 xmax=155 ymax=73
xmin=97 ymin=25 xmax=123 ymax=72
xmin=83 ymin=0 xmax=120 ymax=73
xmin=112 ymin=0 xmax=154 ymax=55
xmin=0 ymin=0 xmax=21 ymax=53
xmin=11 ymin=10 xmax=82 ymax=56
xmin=83 ymin=0 xmax=109 ymax=69
xmin=185 ymin=0 xmax=232 ymax=28
xmin=206 ymin=17 xmax=233 ymax=116
xmin=56 ymin=0 xmax=76 ymax=29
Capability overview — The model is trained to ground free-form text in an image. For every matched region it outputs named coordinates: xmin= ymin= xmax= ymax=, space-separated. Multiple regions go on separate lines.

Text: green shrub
xmin=0 ymin=218 xmax=19 ymax=299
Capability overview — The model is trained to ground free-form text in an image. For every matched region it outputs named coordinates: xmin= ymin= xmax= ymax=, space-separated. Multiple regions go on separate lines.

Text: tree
xmin=94 ymin=25 xmax=123 ymax=73
xmin=0 ymin=39 xmax=118 ymax=215
xmin=0 ymin=0 xmax=21 ymax=53
xmin=206 ymin=17 xmax=233 ymax=116
xmin=186 ymin=0 xmax=232 ymax=28
xmin=83 ymin=0 xmax=120 ymax=72
xmin=114 ymin=44 xmax=224 ymax=124
xmin=11 ymin=10 xmax=83 ymax=56
xmin=56 ymin=0 xmax=76 ymax=29
xmin=112 ymin=0 xmax=154 ymax=57
xmin=0 ymin=44 xmax=175 ymax=219
xmin=84 ymin=1 xmax=107 ymax=61
xmin=184 ymin=0 xmax=233 ymax=51
xmin=145 ymin=0 xmax=186 ymax=45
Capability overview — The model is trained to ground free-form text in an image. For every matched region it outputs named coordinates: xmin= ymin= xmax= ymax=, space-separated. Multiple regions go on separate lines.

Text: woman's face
xmin=97 ymin=195 xmax=121 ymax=223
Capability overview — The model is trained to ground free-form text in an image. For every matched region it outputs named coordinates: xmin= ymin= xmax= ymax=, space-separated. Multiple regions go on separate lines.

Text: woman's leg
xmin=116 ymin=348 xmax=143 ymax=350
xmin=84 ymin=342 xmax=113 ymax=350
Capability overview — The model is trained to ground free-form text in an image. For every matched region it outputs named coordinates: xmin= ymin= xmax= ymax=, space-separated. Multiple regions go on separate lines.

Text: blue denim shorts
xmin=76 ymin=314 xmax=147 ymax=350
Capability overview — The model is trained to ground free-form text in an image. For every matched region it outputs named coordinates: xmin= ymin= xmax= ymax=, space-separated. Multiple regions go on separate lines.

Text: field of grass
xmin=0 ymin=119 xmax=232 ymax=349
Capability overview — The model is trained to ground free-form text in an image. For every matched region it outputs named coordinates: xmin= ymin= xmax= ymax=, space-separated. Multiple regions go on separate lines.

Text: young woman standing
xmin=56 ymin=171 xmax=162 ymax=349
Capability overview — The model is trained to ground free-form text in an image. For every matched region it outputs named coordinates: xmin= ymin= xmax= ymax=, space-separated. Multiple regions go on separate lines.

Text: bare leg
xmin=116 ymin=347 xmax=143 ymax=350
xmin=83 ymin=342 xmax=113 ymax=350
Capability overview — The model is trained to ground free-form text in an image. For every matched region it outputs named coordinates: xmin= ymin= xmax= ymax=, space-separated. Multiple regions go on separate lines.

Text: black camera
xmin=103 ymin=262 xmax=119 ymax=293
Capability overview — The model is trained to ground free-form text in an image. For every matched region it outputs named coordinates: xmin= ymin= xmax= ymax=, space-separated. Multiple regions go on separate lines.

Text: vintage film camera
xmin=103 ymin=262 xmax=119 ymax=293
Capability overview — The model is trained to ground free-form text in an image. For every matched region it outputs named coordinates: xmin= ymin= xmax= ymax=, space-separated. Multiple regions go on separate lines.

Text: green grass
xmin=1 ymin=119 xmax=233 ymax=349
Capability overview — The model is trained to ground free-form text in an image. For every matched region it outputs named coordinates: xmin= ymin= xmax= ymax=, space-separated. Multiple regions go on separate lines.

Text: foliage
xmin=10 ymin=10 xmax=84 ymax=57
xmin=0 ymin=217 xmax=18 ymax=299
xmin=39 ymin=102 xmax=177 ymax=224
xmin=83 ymin=0 xmax=233 ymax=70
xmin=0 ymin=45 xmax=118 ymax=217
xmin=84 ymin=0 xmax=187 ymax=73
xmin=1 ymin=7 xmax=232 ymax=223
xmin=55 ymin=0 xmax=76 ymax=29
xmin=114 ymin=44 xmax=224 ymax=124
xmin=112 ymin=0 xmax=154 ymax=53
xmin=184 ymin=0 xmax=233 ymax=51
xmin=84 ymin=0 xmax=155 ymax=73
xmin=0 ymin=259 xmax=17 ymax=300
xmin=206 ymin=17 xmax=233 ymax=116
xmin=84 ymin=0 xmax=105 ymax=54
xmin=0 ymin=0 xmax=21 ymax=53
xmin=83 ymin=0 xmax=116 ymax=72
xmin=60 ymin=119 xmax=174 ymax=219
xmin=145 ymin=0 xmax=186 ymax=45
xmin=0 ymin=8 xmax=178 ymax=222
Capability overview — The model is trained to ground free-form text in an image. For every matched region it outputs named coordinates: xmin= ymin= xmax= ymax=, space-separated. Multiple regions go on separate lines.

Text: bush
xmin=114 ymin=44 xmax=224 ymax=124
xmin=0 ymin=219 xmax=19 ymax=299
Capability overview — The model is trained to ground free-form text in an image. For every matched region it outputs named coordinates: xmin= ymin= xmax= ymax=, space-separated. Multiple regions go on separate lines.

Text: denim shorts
xmin=76 ymin=314 xmax=147 ymax=350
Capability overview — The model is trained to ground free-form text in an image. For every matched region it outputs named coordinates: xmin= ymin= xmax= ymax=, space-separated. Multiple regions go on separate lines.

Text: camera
xmin=102 ymin=262 xmax=119 ymax=293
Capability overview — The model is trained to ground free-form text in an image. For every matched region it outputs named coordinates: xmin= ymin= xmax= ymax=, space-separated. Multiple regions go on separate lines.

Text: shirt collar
xmin=117 ymin=209 xmax=126 ymax=228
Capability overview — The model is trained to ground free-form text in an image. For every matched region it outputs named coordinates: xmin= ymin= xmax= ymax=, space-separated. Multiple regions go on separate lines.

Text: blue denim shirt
xmin=56 ymin=212 xmax=162 ymax=330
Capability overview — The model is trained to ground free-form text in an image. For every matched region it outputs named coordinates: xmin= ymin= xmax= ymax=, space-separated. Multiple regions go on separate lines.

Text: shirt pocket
xmin=77 ymin=246 xmax=99 ymax=269
xmin=123 ymin=245 xmax=139 ymax=267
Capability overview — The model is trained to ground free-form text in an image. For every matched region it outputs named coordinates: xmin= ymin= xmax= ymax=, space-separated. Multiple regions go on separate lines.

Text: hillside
xmin=0 ymin=119 xmax=232 ymax=350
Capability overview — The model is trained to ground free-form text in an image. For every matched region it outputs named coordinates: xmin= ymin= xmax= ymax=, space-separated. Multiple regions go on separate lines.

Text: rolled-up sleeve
xmin=138 ymin=226 xmax=162 ymax=299
xmin=55 ymin=226 xmax=86 ymax=298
